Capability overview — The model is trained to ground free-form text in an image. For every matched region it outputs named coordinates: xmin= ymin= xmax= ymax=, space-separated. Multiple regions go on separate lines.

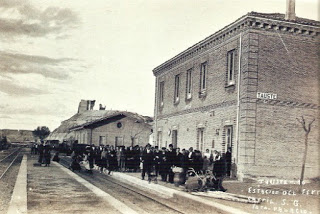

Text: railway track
xmin=0 ymin=148 xmax=23 ymax=180
xmin=0 ymin=148 xmax=21 ymax=162
xmin=59 ymin=156 xmax=186 ymax=214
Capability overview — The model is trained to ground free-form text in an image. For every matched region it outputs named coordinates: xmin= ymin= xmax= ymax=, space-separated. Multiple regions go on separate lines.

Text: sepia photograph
xmin=0 ymin=0 xmax=319 ymax=213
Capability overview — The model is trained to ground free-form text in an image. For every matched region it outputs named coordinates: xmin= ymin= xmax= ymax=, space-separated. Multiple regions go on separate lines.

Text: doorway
xmin=172 ymin=130 xmax=178 ymax=148
xmin=225 ymin=126 xmax=233 ymax=177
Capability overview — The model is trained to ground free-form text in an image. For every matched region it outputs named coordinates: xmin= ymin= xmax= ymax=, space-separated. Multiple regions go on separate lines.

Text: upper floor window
xmin=159 ymin=81 xmax=164 ymax=107
xmin=186 ymin=68 xmax=192 ymax=100
xmin=227 ymin=50 xmax=235 ymax=86
xmin=200 ymin=62 xmax=207 ymax=95
xmin=174 ymin=74 xmax=180 ymax=103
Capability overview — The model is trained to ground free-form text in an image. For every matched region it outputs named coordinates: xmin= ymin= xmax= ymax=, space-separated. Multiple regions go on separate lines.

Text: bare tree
xmin=296 ymin=116 xmax=315 ymax=186
xmin=130 ymin=129 xmax=145 ymax=147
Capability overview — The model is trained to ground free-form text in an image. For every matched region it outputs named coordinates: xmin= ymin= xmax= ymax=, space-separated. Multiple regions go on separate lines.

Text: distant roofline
xmin=0 ymin=129 xmax=33 ymax=132
xmin=152 ymin=12 xmax=320 ymax=76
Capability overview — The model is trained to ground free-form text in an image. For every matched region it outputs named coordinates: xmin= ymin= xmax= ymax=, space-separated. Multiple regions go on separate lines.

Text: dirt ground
xmin=122 ymin=170 xmax=319 ymax=214
xmin=215 ymin=179 xmax=320 ymax=214
xmin=27 ymin=155 xmax=120 ymax=214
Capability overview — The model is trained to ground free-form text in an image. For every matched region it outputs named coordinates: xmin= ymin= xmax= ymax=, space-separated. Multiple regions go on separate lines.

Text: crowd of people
xmin=68 ymin=143 xmax=231 ymax=191
xmin=31 ymin=141 xmax=52 ymax=167
xmin=32 ymin=141 xmax=231 ymax=191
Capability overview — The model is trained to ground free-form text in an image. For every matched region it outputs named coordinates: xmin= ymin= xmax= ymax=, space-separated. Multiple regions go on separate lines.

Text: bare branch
xmin=296 ymin=117 xmax=302 ymax=124
xmin=307 ymin=118 xmax=315 ymax=133
xmin=297 ymin=116 xmax=307 ymax=132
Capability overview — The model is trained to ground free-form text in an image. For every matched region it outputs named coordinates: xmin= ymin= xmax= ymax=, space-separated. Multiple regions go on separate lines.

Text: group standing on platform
xmin=31 ymin=141 xmax=52 ymax=167
xmin=32 ymin=141 xmax=231 ymax=192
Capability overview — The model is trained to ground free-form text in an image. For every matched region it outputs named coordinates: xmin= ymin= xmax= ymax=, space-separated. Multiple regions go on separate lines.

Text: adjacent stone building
xmin=152 ymin=10 xmax=319 ymax=180
xmin=47 ymin=100 xmax=153 ymax=148
xmin=70 ymin=111 xmax=153 ymax=147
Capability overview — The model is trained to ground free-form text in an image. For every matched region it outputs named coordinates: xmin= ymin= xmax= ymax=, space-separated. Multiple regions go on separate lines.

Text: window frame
xmin=159 ymin=81 xmax=165 ymax=108
xmin=174 ymin=74 xmax=180 ymax=104
xmin=186 ymin=68 xmax=193 ymax=100
xmin=227 ymin=50 xmax=236 ymax=86
xmin=200 ymin=62 xmax=207 ymax=96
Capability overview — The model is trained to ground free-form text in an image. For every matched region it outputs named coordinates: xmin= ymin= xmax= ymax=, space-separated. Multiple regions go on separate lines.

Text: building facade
xmin=153 ymin=12 xmax=319 ymax=180
xmin=47 ymin=100 xmax=153 ymax=148
xmin=70 ymin=112 xmax=153 ymax=148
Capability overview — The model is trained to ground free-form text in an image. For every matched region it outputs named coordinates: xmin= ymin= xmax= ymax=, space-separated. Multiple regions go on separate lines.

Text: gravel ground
xmin=27 ymin=154 xmax=121 ymax=214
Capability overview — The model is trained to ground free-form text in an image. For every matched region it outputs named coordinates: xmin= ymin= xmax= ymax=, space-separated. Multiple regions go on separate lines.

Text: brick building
xmin=152 ymin=10 xmax=319 ymax=180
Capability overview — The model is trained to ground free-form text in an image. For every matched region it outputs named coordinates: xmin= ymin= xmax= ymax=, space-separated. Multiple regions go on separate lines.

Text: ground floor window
xmin=99 ymin=136 xmax=106 ymax=145
xmin=115 ymin=137 xmax=123 ymax=147
xmin=197 ymin=128 xmax=205 ymax=152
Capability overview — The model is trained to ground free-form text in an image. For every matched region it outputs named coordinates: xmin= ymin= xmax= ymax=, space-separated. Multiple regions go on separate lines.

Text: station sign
xmin=257 ymin=92 xmax=277 ymax=100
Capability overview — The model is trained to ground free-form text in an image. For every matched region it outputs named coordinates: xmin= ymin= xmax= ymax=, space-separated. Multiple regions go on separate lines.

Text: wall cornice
xmin=153 ymin=13 xmax=320 ymax=77
xmin=157 ymin=100 xmax=236 ymax=120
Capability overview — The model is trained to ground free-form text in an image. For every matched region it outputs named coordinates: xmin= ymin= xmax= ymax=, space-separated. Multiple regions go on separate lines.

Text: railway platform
xmin=6 ymin=153 xmax=319 ymax=214
xmin=7 ymin=154 xmax=250 ymax=214
xmin=8 ymin=154 xmax=137 ymax=214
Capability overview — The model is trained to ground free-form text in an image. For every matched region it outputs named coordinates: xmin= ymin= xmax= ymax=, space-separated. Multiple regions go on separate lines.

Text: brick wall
xmin=156 ymin=36 xmax=240 ymax=117
xmin=240 ymin=30 xmax=319 ymax=179
xmin=153 ymin=15 xmax=319 ymax=179
xmin=156 ymin=104 xmax=236 ymax=154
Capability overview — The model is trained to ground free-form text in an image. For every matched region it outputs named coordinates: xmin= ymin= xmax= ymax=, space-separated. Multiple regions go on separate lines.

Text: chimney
xmin=285 ymin=0 xmax=296 ymax=21
xmin=77 ymin=100 xmax=96 ymax=113
xmin=99 ymin=104 xmax=106 ymax=110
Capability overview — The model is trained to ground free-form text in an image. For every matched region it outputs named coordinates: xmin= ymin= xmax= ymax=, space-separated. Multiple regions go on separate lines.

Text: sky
xmin=0 ymin=0 xmax=318 ymax=131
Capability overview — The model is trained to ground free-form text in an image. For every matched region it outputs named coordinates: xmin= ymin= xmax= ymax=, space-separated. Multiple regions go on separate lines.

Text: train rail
xmin=59 ymin=157 xmax=185 ymax=214
xmin=0 ymin=148 xmax=22 ymax=180
xmin=0 ymin=148 xmax=21 ymax=162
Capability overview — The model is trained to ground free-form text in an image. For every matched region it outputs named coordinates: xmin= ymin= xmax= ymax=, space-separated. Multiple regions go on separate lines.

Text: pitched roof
xmin=46 ymin=110 xmax=153 ymax=141
xmin=46 ymin=110 xmax=119 ymax=141
xmin=70 ymin=111 xmax=153 ymax=131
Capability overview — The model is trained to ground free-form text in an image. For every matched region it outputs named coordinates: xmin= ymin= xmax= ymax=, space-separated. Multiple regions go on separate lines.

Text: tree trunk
xmin=300 ymin=132 xmax=309 ymax=185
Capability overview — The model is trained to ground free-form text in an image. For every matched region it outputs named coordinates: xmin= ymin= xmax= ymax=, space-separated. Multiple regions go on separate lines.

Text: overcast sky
xmin=0 ymin=0 xmax=318 ymax=131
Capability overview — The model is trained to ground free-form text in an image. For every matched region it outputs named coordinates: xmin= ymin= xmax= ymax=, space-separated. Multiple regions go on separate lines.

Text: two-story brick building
xmin=152 ymin=8 xmax=319 ymax=179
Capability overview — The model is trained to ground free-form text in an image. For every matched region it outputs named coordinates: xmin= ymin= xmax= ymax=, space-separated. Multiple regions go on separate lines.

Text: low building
xmin=152 ymin=7 xmax=319 ymax=180
xmin=47 ymin=100 xmax=153 ymax=148
xmin=70 ymin=111 xmax=153 ymax=147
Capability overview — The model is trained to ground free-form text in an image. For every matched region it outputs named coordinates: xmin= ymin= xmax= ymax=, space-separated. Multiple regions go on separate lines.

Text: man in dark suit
xmin=141 ymin=144 xmax=154 ymax=181
xmin=213 ymin=151 xmax=227 ymax=192
xmin=38 ymin=141 xmax=44 ymax=164
xmin=167 ymin=144 xmax=176 ymax=183
xmin=187 ymin=147 xmax=196 ymax=170
xmin=153 ymin=146 xmax=161 ymax=177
